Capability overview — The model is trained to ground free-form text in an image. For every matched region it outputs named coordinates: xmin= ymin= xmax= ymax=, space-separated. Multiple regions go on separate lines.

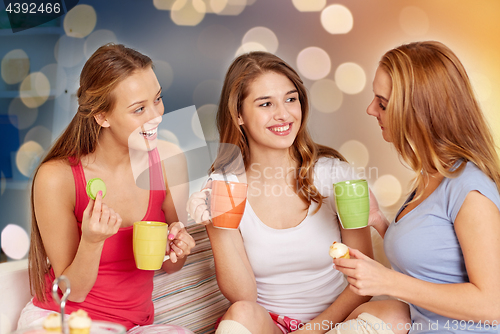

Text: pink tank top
xmin=33 ymin=149 xmax=167 ymax=330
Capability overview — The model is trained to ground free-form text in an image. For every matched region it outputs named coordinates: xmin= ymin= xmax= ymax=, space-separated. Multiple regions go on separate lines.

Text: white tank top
xmin=211 ymin=157 xmax=356 ymax=321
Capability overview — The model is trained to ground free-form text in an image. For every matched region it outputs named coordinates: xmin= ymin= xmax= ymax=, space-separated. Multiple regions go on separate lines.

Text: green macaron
xmin=86 ymin=178 xmax=107 ymax=200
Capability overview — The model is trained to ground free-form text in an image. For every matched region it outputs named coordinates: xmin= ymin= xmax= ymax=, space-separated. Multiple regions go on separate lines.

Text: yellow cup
xmin=133 ymin=221 xmax=168 ymax=270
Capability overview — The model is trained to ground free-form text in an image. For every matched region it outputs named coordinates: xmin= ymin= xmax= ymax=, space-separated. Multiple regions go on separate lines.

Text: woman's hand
xmin=334 ymin=247 xmax=394 ymax=297
xmin=186 ymin=180 xmax=212 ymax=225
xmin=368 ymin=190 xmax=390 ymax=237
xmin=81 ymin=190 xmax=122 ymax=244
xmin=167 ymin=221 xmax=196 ymax=263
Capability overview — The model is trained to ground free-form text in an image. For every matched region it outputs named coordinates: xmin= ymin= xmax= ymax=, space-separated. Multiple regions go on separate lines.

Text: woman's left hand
xmin=167 ymin=222 xmax=195 ymax=263
xmin=333 ymin=247 xmax=394 ymax=297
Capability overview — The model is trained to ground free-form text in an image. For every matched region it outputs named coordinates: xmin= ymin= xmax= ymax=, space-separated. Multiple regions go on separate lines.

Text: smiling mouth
xmin=268 ymin=123 xmax=291 ymax=134
xmin=140 ymin=127 xmax=158 ymax=139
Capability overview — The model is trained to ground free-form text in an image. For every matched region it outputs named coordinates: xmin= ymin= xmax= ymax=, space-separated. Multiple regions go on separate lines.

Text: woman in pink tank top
xmin=18 ymin=44 xmax=195 ymax=333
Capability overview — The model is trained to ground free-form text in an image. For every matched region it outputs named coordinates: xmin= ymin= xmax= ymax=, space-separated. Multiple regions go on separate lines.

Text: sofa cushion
xmin=0 ymin=259 xmax=31 ymax=334
xmin=152 ymin=223 xmax=230 ymax=334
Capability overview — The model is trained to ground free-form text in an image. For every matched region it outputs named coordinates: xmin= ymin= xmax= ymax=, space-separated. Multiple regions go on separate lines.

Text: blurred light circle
xmin=246 ymin=0 xmax=256 ymax=5
xmin=1 ymin=224 xmax=30 ymax=260
xmin=171 ymin=0 xmax=206 ymax=26
xmin=193 ymin=79 xmax=223 ymax=107
xmin=373 ymin=174 xmax=402 ymax=207
xmin=153 ymin=60 xmax=174 ymax=91
xmin=154 ymin=0 xmax=176 ymax=10
xmin=210 ymin=0 xmax=228 ymax=13
xmin=158 ymin=129 xmax=180 ymax=146
xmin=198 ymin=24 xmax=236 ymax=60
xmin=470 ymin=71 xmax=492 ymax=102
xmin=1 ymin=49 xmax=30 ymax=85
xmin=399 ymin=6 xmax=429 ymax=36
xmin=1 ymin=171 xmax=5 ymax=196
xmin=19 ymin=72 xmax=50 ymax=108
xmin=215 ymin=0 xmax=246 ymax=16
xmin=16 ymin=141 xmax=44 ymax=177
xmin=235 ymin=42 xmax=267 ymax=57
xmin=8 ymin=98 xmax=38 ymax=130
xmin=54 ymin=35 xmax=85 ymax=68
xmin=339 ymin=140 xmax=369 ymax=168
xmin=25 ymin=126 xmax=53 ymax=150
xmin=296 ymin=47 xmax=331 ymax=81
xmin=310 ymin=79 xmax=343 ymax=113
xmin=84 ymin=29 xmax=118 ymax=59
xmin=242 ymin=26 xmax=278 ymax=54
xmin=321 ymin=4 xmax=353 ymax=34
xmin=200 ymin=0 xmax=215 ymax=13
xmin=40 ymin=63 xmax=67 ymax=98
xmin=63 ymin=4 xmax=97 ymax=38
xmin=335 ymin=62 xmax=366 ymax=95
xmin=192 ymin=104 xmax=218 ymax=141
xmin=292 ymin=0 xmax=325 ymax=12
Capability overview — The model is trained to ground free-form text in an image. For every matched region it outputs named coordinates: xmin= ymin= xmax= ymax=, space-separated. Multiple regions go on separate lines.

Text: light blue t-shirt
xmin=385 ymin=162 xmax=500 ymax=334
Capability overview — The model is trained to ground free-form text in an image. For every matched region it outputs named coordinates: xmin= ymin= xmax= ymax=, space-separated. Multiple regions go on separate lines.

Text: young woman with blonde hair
xmin=18 ymin=44 xmax=195 ymax=334
xmin=333 ymin=41 xmax=500 ymax=333
xmin=187 ymin=51 xmax=388 ymax=334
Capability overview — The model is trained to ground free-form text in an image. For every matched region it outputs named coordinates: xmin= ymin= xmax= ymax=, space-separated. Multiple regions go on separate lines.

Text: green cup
xmin=333 ymin=179 xmax=369 ymax=229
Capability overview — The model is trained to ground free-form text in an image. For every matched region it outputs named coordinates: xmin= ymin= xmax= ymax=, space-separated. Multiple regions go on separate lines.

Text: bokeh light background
xmin=1 ymin=0 xmax=500 ymax=261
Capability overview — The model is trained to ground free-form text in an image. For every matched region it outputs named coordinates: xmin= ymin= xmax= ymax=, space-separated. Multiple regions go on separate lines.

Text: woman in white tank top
xmin=187 ymin=52 xmax=387 ymax=334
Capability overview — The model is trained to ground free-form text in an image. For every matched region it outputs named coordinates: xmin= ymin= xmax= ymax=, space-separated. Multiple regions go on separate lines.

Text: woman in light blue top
xmin=333 ymin=41 xmax=500 ymax=334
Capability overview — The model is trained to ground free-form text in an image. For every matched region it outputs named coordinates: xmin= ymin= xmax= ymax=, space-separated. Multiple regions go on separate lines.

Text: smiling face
xmin=239 ymin=71 xmax=302 ymax=154
xmin=97 ymin=67 xmax=164 ymax=151
xmin=367 ymin=66 xmax=392 ymax=142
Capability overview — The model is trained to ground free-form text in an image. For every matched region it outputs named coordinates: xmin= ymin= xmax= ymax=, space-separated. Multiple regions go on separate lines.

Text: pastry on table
xmin=68 ymin=309 xmax=92 ymax=334
xmin=329 ymin=241 xmax=350 ymax=259
xmin=42 ymin=313 xmax=61 ymax=333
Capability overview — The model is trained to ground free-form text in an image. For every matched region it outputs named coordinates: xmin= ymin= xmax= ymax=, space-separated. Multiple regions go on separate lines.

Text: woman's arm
xmin=186 ymin=183 xmax=257 ymax=302
xmin=292 ymin=227 xmax=374 ymax=333
xmin=34 ymin=161 xmax=121 ymax=302
xmin=206 ymin=224 xmax=258 ymax=302
xmin=335 ymin=191 xmax=500 ymax=323
xmin=368 ymin=190 xmax=390 ymax=238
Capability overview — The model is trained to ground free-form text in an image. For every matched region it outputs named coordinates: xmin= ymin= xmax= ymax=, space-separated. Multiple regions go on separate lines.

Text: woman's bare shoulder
xmin=35 ymin=159 xmax=75 ymax=199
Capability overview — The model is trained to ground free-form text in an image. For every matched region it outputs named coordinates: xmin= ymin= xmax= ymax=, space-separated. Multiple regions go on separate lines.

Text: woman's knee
xmin=346 ymin=300 xmax=410 ymax=334
xmin=223 ymin=301 xmax=264 ymax=323
xmin=222 ymin=301 xmax=279 ymax=333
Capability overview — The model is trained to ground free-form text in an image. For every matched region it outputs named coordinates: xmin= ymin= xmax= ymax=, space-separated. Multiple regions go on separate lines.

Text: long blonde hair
xmin=29 ymin=44 xmax=153 ymax=301
xmin=379 ymin=41 xmax=500 ymax=200
xmin=211 ymin=51 xmax=346 ymax=212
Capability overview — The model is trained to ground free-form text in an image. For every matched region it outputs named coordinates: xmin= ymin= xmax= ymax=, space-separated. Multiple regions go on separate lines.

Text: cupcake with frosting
xmin=68 ymin=310 xmax=92 ymax=334
xmin=329 ymin=241 xmax=350 ymax=259
xmin=42 ymin=313 xmax=61 ymax=333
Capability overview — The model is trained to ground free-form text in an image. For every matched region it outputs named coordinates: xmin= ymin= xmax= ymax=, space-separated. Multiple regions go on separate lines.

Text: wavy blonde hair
xmin=211 ymin=51 xmax=345 ymax=213
xmin=379 ymin=41 xmax=500 ymax=200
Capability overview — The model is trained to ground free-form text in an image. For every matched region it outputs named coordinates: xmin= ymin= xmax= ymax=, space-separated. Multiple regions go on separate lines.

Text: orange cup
xmin=211 ymin=180 xmax=247 ymax=229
